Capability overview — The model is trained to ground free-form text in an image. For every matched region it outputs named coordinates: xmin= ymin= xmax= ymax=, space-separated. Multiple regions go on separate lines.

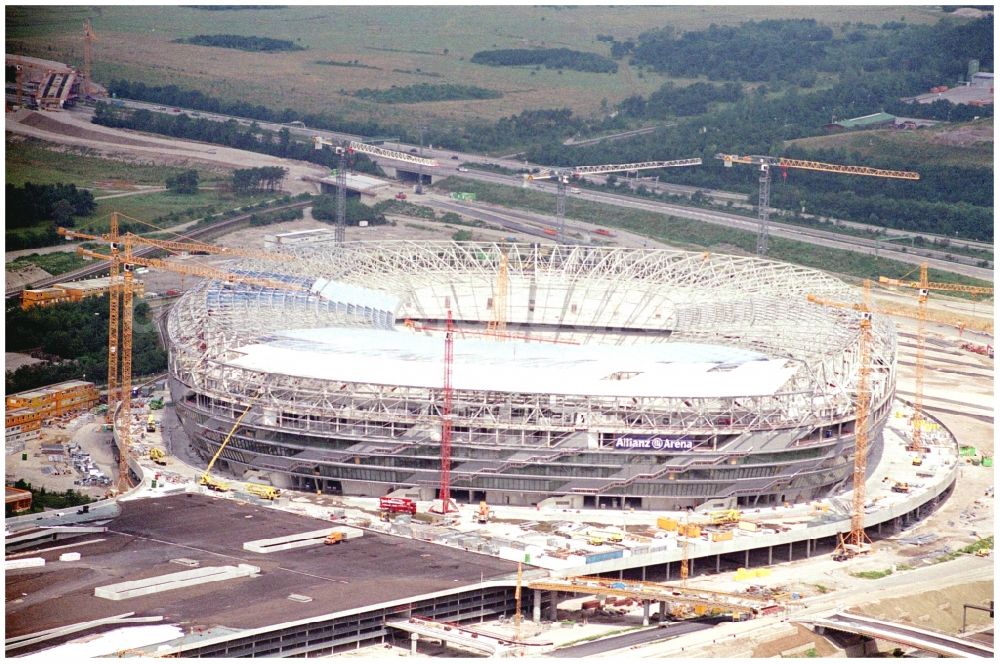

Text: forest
xmin=471 ymin=48 xmax=618 ymax=73
xmin=353 ymin=84 xmax=501 ymax=104
xmin=174 ymin=34 xmax=305 ymax=52
xmin=91 ymin=102 xmax=382 ymax=177
xmin=311 ymin=196 xmax=388 ymax=226
xmin=6 ymin=296 xmax=166 ymax=394
xmin=232 ymin=167 xmax=287 ymax=193
xmin=6 ymin=182 xmax=96 ymax=229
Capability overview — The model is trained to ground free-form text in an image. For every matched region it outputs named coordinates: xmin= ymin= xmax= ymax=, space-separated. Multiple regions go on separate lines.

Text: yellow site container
xmin=657 ymin=517 xmax=678 ymax=531
xmin=737 ymin=520 xmax=758 ymax=532
xmin=682 ymin=525 xmax=702 ymax=538
xmin=711 ymin=531 xmax=734 ymax=542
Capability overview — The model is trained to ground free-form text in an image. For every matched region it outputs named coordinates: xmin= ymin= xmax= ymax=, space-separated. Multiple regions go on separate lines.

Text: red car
xmin=395 ymin=192 xmax=407 ymax=200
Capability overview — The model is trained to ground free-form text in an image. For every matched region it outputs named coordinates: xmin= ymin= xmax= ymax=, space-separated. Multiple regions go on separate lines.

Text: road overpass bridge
xmin=798 ymin=611 xmax=994 ymax=658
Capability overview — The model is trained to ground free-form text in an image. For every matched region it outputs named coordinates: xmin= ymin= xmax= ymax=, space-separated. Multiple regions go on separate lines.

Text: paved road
xmin=63 ymin=101 xmax=995 ymax=280
xmin=548 ymin=621 xmax=713 ymax=657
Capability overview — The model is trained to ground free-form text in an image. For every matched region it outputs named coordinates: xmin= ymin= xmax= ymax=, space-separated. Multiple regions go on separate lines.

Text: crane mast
xmin=878 ymin=264 xmax=993 ymax=453
xmin=437 ymin=309 xmax=455 ymax=514
xmin=807 ymin=281 xmax=875 ymax=560
xmin=716 ymin=153 xmax=919 ymax=256
xmin=82 ymin=18 xmax=97 ymax=99
xmin=314 ymin=137 xmax=438 ymax=243
xmin=75 ymin=214 xmax=309 ymax=494
xmin=527 ymin=158 xmax=701 ymax=243
xmin=485 ymin=252 xmax=510 ymax=339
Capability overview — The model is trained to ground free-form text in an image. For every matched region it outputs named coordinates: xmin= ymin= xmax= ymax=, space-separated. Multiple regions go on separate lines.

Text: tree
xmin=166 ymin=169 xmax=199 ymax=194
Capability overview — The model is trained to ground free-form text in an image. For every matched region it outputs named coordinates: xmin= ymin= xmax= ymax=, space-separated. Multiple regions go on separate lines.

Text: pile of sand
xmin=5 ymin=264 xmax=51 ymax=290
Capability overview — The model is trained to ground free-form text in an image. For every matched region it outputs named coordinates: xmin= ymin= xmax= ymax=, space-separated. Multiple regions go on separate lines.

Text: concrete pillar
xmin=549 ymin=592 xmax=558 ymax=621
xmin=619 ymin=569 xmax=624 ymax=580
xmin=745 ymin=549 xmax=750 ymax=568
xmin=788 ymin=542 xmax=793 ymax=562
xmin=533 ymin=589 xmax=541 ymax=623
xmin=806 ymin=538 xmax=811 ymax=558
xmin=768 ymin=546 xmax=773 ymax=566
xmin=877 ymin=521 xmax=882 ymax=536
xmin=641 ymin=566 xmax=646 ymax=582
xmin=716 ymin=554 xmax=720 ymax=573
xmin=665 ymin=561 xmax=670 ymax=581
xmin=690 ymin=557 xmax=695 ymax=576
xmin=411 ymin=633 xmax=418 ymax=656
xmin=658 ymin=600 xmax=667 ymax=624
xmin=642 ymin=600 xmax=650 ymax=626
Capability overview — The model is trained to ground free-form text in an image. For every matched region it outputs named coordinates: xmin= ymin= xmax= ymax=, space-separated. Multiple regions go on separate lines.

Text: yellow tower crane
xmin=526 ymin=158 xmax=702 ymax=243
xmin=715 ymin=154 xmax=919 ymax=256
xmin=806 ymin=281 xmax=875 ymax=561
xmin=878 ymin=264 xmax=993 ymax=453
xmin=72 ymin=217 xmax=303 ymax=493
xmin=485 ymin=250 xmax=510 ymax=339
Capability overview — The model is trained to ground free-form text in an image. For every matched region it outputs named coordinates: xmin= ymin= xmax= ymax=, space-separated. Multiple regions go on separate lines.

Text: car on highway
xmin=395 ymin=192 xmax=408 ymax=200
xmin=450 ymin=155 xmax=459 ymax=160
xmin=172 ymin=108 xmax=180 ymax=112
xmin=457 ymin=167 xmax=469 ymax=172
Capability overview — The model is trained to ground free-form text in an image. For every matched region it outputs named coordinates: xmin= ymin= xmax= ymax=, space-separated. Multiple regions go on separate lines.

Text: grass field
xmin=6 ymin=252 xmax=91 ymax=276
xmin=6 ymin=137 xmax=229 ymax=193
xmin=785 ymin=118 xmax=994 ymax=169
xmin=434 ymin=176 xmax=992 ymax=289
xmin=6 ymin=5 xmax=948 ymax=128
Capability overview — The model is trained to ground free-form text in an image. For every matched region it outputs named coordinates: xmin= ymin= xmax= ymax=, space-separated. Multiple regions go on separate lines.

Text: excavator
xmin=475 ymin=500 xmax=494 ymax=524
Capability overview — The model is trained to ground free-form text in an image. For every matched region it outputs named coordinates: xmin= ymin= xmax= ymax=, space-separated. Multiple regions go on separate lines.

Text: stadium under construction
xmin=166 ymin=241 xmax=898 ymax=511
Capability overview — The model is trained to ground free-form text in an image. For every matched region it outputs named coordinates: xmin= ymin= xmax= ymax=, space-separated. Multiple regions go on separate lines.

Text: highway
xmin=548 ymin=621 xmax=713 ymax=658
xmin=804 ymin=612 xmax=993 ymax=658
xmin=61 ymin=101 xmax=994 ymax=281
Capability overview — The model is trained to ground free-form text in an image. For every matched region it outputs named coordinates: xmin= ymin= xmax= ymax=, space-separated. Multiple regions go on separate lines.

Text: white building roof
xmin=227 ymin=327 xmax=797 ymax=398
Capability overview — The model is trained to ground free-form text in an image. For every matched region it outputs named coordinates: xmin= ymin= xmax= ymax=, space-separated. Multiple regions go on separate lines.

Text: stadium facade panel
xmin=167 ymin=242 xmax=896 ymax=510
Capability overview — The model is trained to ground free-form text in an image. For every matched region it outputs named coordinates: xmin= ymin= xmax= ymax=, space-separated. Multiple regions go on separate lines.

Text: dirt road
xmin=6 ymin=109 xmax=328 ymax=195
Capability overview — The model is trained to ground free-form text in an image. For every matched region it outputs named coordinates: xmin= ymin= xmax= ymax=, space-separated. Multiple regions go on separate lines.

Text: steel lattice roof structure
xmin=166 ymin=242 xmax=897 ymax=508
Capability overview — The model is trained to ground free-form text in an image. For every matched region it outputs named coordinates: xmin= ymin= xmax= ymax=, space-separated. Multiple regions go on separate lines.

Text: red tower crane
xmin=433 ymin=308 xmax=456 ymax=514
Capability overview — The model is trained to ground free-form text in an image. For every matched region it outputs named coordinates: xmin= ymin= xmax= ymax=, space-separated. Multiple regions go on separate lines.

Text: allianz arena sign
xmin=613 ymin=436 xmax=695 ymax=451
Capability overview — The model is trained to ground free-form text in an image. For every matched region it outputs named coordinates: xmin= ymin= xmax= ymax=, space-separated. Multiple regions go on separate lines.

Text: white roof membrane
xmin=227 ymin=327 xmax=796 ymax=398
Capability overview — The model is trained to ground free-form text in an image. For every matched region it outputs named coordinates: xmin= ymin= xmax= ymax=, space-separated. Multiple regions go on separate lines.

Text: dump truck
xmin=912 ymin=455 xmax=923 ymax=466
xmin=324 ymin=531 xmax=344 ymax=545
xmin=246 ymin=483 xmax=281 ymax=500
xmin=146 ymin=414 xmax=157 ymax=432
xmin=149 ymin=447 xmax=167 ymax=466
xmin=891 ymin=482 xmax=911 ymax=494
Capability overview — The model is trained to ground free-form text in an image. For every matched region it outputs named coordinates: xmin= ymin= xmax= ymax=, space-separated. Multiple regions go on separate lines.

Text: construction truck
xmin=198 ymin=474 xmax=230 ymax=492
xmin=912 ymin=455 xmax=923 ymax=466
xmin=379 ymin=495 xmax=417 ymax=521
xmin=246 ymin=483 xmax=281 ymax=500
xmin=475 ymin=500 xmax=494 ymax=524
xmin=146 ymin=414 xmax=156 ymax=432
xmin=588 ymin=529 xmax=624 ymax=544
xmin=324 ymin=531 xmax=345 ymax=545
xmin=891 ymin=482 xmax=911 ymax=494
xmin=149 ymin=447 xmax=167 ymax=466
